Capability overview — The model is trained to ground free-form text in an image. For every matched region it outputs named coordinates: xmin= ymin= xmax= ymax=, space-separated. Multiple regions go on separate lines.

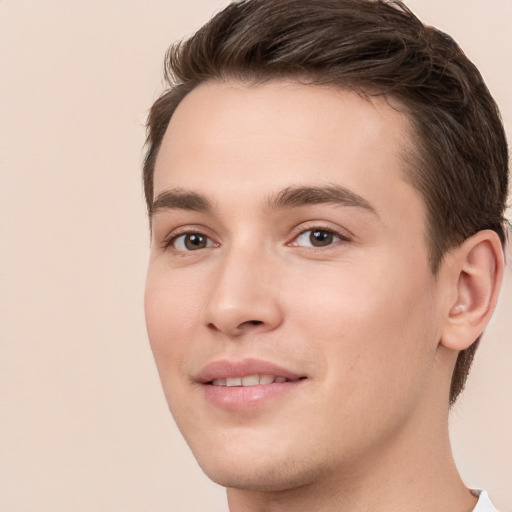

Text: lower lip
xmin=202 ymin=380 xmax=304 ymax=410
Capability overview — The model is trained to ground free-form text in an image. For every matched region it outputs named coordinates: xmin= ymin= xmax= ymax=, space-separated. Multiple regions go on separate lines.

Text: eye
xmin=171 ymin=232 xmax=216 ymax=251
xmin=293 ymin=229 xmax=344 ymax=248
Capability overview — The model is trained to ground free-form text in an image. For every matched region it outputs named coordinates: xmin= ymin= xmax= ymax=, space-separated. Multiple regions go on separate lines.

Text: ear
xmin=440 ymin=230 xmax=504 ymax=351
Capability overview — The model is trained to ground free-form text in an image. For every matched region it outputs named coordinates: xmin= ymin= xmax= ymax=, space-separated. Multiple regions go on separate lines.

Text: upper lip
xmin=196 ymin=358 xmax=305 ymax=384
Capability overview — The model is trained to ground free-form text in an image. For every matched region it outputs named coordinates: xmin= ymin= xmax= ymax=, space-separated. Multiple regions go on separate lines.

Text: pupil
xmin=310 ymin=230 xmax=333 ymax=246
xmin=185 ymin=234 xmax=206 ymax=250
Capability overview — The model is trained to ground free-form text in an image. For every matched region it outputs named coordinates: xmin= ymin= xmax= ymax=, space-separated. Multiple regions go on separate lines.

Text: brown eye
xmin=310 ymin=230 xmax=335 ymax=246
xmin=173 ymin=233 xmax=214 ymax=251
xmin=294 ymin=229 xmax=342 ymax=247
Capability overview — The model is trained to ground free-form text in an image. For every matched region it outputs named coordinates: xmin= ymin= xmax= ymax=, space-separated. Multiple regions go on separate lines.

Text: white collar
xmin=472 ymin=490 xmax=498 ymax=512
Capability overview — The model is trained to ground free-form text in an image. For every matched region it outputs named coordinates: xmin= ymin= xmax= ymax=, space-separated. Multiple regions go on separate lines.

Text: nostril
xmin=206 ymin=319 xmax=264 ymax=334
xmin=207 ymin=319 xmax=264 ymax=333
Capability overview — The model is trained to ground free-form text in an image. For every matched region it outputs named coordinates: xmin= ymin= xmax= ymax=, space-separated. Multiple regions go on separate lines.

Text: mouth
xmin=197 ymin=359 xmax=307 ymax=409
xmin=209 ymin=374 xmax=305 ymax=387
xmin=197 ymin=358 xmax=307 ymax=385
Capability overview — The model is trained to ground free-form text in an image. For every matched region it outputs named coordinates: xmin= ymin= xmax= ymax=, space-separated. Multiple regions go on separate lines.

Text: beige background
xmin=0 ymin=1 xmax=510 ymax=511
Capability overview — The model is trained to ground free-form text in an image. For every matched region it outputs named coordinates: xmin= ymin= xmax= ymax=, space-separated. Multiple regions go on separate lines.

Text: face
xmin=145 ymin=80 xmax=444 ymax=492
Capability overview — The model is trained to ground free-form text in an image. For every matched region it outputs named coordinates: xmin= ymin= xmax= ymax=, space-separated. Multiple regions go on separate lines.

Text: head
xmin=143 ymin=0 xmax=509 ymax=495
xmin=143 ymin=0 xmax=509 ymax=405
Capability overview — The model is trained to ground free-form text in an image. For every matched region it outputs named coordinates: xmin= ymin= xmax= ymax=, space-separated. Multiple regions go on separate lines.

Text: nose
xmin=203 ymin=244 xmax=284 ymax=337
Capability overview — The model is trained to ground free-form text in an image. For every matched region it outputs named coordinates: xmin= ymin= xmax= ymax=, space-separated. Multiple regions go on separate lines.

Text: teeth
xmin=210 ymin=375 xmax=290 ymax=386
xmin=241 ymin=375 xmax=259 ymax=386
xmin=259 ymin=374 xmax=275 ymax=385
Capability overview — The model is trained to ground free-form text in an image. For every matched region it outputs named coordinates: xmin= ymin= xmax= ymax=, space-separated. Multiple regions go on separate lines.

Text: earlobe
xmin=441 ymin=230 xmax=504 ymax=351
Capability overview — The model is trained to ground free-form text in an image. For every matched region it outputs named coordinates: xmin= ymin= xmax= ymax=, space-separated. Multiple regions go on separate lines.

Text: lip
xmin=196 ymin=358 xmax=304 ymax=383
xmin=196 ymin=358 xmax=307 ymax=410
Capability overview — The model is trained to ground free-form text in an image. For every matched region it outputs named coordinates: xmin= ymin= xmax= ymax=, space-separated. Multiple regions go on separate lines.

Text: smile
xmin=198 ymin=359 xmax=307 ymax=410
xmin=210 ymin=375 xmax=299 ymax=387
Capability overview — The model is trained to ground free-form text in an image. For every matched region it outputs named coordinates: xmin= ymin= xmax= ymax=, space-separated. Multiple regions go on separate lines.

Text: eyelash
xmin=289 ymin=226 xmax=351 ymax=248
xmin=161 ymin=225 xmax=350 ymax=252
xmin=161 ymin=228 xmax=215 ymax=251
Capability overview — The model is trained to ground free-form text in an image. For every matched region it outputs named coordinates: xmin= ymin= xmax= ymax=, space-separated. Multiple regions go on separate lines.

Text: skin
xmin=145 ymin=80 xmax=503 ymax=512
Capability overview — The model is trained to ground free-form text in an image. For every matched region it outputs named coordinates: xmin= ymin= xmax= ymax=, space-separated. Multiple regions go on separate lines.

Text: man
xmin=143 ymin=1 xmax=509 ymax=510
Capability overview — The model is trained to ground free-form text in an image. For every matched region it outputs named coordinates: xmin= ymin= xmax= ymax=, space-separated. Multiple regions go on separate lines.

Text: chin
xmin=195 ymin=450 xmax=330 ymax=492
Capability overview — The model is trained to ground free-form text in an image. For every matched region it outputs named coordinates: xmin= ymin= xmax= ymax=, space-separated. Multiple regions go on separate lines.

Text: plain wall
xmin=0 ymin=1 xmax=510 ymax=511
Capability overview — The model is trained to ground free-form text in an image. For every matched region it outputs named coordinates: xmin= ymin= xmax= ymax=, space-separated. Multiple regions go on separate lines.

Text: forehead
xmin=153 ymin=79 xmax=422 ymax=226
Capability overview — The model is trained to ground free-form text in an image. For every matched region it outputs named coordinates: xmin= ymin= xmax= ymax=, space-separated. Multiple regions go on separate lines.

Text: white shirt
xmin=473 ymin=490 xmax=498 ymax=512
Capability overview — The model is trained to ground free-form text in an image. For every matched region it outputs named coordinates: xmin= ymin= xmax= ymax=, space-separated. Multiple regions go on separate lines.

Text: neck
xmin=226 ymin=401 xmax=476 ymax=512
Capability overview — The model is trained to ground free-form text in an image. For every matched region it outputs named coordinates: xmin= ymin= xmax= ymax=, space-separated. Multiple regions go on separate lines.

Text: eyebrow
xmin=150 ymin=184 xmax=377 ymax=217
xmin=151 ymin=188 xmax=213 ymax=216
xmin=267 ymin=185 xmax=377 ymax=215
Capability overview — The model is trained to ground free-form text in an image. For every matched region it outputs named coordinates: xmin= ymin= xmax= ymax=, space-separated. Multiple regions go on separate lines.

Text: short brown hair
xmin=143 ymin=0 xmax=509 ymax=404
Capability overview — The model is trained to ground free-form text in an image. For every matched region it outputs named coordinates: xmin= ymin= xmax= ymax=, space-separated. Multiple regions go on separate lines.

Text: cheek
xmin=144 ymin=278 xmax=200 ymax=417
xmin=144 ymin=269 xmax=197 ymax=369
xmin=291 ymin=272 xmax=437 ymax=452
xmin=288 ymin=260 xmax=436 ymax=385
